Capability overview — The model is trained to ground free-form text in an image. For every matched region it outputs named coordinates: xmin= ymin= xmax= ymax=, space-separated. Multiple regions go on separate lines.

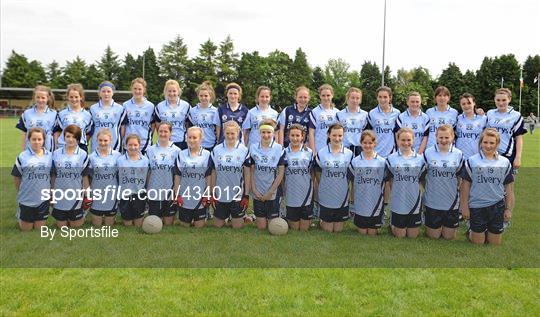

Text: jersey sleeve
xmin=512 ymin=116 xmax=527 ymax=137
xmin=308 ymin=111 xmax=317 ymax=130
xmin=393 ymin=115 xmax=402 ymax=133
xmin=11 ymin=155 xmax=23 ymax=177
xmin=81 ymin=153 xmax=91 ymax=176
xmin=277 ymin=108 xmax=286 ymax=129
xmin=278 ymin=150 xmax=287 ymax=166
xmin=120 ymin=108 xmax=128 ymax=126
xmin=503 ymin=162 xmax=514 ymax=185
xmin=15 ymin=113 xmax=27 ymax=132
xmin=460 ymin=159 xmax=473 ymax=182
xmin=53 ymin=114 xmax=62 ymax=133
xmin=313 ymin=153 xmax=322 ymax=172
xmin=384 ymin=159 xmax=393 ymax=180
xmin=242 ymin=112 xmax=252 ymax=130
xmin=205 ymin=156 xmax=214 ymax=177
xmin=243 ymin=150 xmax=252 ymax=167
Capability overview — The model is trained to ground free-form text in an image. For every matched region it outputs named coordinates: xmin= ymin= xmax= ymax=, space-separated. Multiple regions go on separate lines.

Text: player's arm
xmin=250 ymin=165 xmax=262 ymax=200
xmin=459 ymin=180 xmax=471 ymax=220
xmin=243 ymin=129 xmax=250 ymax=146
xmin=513 ymin=134 xmax=523 ymax=169
xmin=20 ymin=133 xmax=26 ymax=150
xmin=263 ymin=165 xmax=284 ymax=201
xmin=308 ymin=128 xmax=315 ymax=151
xmin=418 ymin=136 xmax=428 ymax=155
xmin=13 ymin=176 xmax=21 ymax=191
xmin=504 ymin=182 xmax=515 ymax=222
xmin=277 ymin=126 xmax=284 ymax=145
xmin=53 ymin=131 xmax=61 ymax=148
xmin=243 ymin=166 xmax=251 ymax=199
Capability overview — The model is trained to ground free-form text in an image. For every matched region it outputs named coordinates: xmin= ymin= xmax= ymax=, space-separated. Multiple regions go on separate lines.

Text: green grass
xmin=1 ymin=117 xmax=539 ymax=315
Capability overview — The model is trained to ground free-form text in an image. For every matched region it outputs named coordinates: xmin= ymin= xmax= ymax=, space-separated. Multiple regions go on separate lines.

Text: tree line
xmin=2 ymin=35 xmax=539 ymax=114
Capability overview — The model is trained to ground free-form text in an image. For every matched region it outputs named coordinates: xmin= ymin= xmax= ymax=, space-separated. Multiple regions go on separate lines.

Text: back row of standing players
xmin=14 ymin=80 xmax=525 ymax=241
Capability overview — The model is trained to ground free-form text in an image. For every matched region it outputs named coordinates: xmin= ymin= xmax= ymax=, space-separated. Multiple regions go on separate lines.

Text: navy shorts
xmin=470 ymin=200 xmax=505 ymax=234
xmin=214 ymin=201 xmax=245 ymax=220
xmin=391 ymin=212 xmax=422 ymax=229
xmin=90 ymin=207 xmax=117 ymax=217
xmin=52 ymin=208 xmax=85 ymax=222
xmin=424 ymin=206 xmax=460 ymax=229
xmin=354 ymin=213 xmax=383 ymax=229
xmin=118 ymin=195 xmax=146 ymax=221
xmin=178 ymin=206 xmax=207 ymax=223
xmin=319 ymin=205 xmax=349 ymax=223
xmin=148 ymin=200 xmax=177 ymax=218
xmin=253 ymin=199 xmax=280 ymax=219
xmin=286 ymin=205 xmax=313 ymax=222
xmin=18 ymin=201 xmax=50 ymax=222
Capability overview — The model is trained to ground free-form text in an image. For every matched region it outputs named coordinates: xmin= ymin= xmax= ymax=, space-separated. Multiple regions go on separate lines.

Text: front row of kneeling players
xmin=13 ymin=119 xmax=514 ymax=245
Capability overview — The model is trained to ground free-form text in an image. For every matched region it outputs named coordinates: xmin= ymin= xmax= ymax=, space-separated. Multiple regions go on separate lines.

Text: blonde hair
xmin=255 ymin=86 xmax=271 ymax=103
xmin=196 ymin=81 xmax=216 ymax=103
xmin=318 ymin=84 xmax=334 ymax=95
xmin=295 ymin=86 xmax=310 ymax=96
xmin=125 ymin=134 xmax=141 ymax=145
xmin=360 ymin=130 xmax=377 ymax=143
xmin=345 ymin=87 xmax=362 ymax=104
xmin=407 ymin=91 xmax=421 ymax=100
xmin=33 ymin=85 xmax=55 ymax=109
xmin=436 ymin=124 xmax=455 ymax=138
xmin=27 ymin=127 xmax=46 ymax=141
xmin=163 ymin=79 xmax=182 ymax=96
xmin=479 ymin=128 xmax=501 ymax=147
xmin=396 ymin=127 xmax=415 ymax=142
xmin=130 ymin=77 xmax=147 ymax=94
xmin=65 ymin=83 xmax=85 ymax=108
xmin=223 ymin=120 xmax=241 ymax=133
xmin=96 ymin=128 xmax=112 ymax=139
xmin=495 ymin=88 xmax=512 ymax=99
xmin=187 ymin=126 xmax=204 ymax=139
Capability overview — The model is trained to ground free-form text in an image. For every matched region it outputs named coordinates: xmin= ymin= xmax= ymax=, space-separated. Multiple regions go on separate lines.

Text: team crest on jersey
xmin=201 ymin=114 xmax=207 ymax=121
xmin=172 ymin=113 xmax=176 ymax=118
xmin=238 ymin=117 xmax=243 ymax=123
xmin=135 ymin=111 xmax=141 ymax=117
xmin=104 ymin=113 xmax=109 ymax=120
xmin=288 ymin=115 xmax=294 ymax=120
xmin=222 ymin=115 xmax=228 ymax=121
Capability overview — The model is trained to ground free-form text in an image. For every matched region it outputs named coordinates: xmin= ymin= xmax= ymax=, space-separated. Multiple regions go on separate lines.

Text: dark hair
xmin=63 ymin=124 xmax=82 ymax=143
xmin=326 ymin=123 xmax=344 ymax=144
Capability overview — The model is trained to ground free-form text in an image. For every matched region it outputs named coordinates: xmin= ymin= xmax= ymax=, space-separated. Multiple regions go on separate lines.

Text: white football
xmin=268 ymin=218 xmax=288 ymax=235
xmin=142 ymin=215 xmax=163 ymax=234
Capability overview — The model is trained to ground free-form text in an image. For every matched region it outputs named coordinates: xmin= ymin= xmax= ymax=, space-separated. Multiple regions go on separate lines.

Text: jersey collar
xmin=327 ymin=144 xmax=345 ymax=154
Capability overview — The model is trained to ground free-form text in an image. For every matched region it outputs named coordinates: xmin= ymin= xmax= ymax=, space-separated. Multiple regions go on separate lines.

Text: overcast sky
xmin=1 ymin=0 xmax=539 ymax=77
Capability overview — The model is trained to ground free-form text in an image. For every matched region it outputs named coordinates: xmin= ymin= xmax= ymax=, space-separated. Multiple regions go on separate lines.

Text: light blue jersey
xmin=55 ymin=106 xmax=93 ymax=147
xmin=315 ymin=145 xmax=353 ymax=209
xmin=146 ymin=142 xmax=181 ymax=201
xmin=423 ymin=145 xmax=464 ymax=211
xmin=461 ymin=152 xmax=514 ymax=208
xmin=242 ymin=105 xmax=279 ymax=148
xmin=16 ymin=106 xmax=58 ymax=151
xmin=117 ymin=153 xmax=149 ymax=195
xmin=88 ymin=148 xmax=121 ymax=211
xmin=89 ymin=101 xmax=127 ymax=152
xmin=52 ymin=147 xmax=90 ymax=211
xmin=154 ymin=99 xmax=191 ymax=143
xmin=188 ymin=104 xmax=220 ymax=148
xmin=308 ymin=105 xmax=339 ymax=152
xmin=12 ymin=148 xmax=53 ymax=207
xmin=350 ymin=153 xmax=387 ymax=217
xmin=426 ymin=106 xmax=458 ymax=148
xmin=284 ymin=146 xmax=313 ymax=207
xmin=123 ymin=98 xmax=156 ymax=153
xmin=176 ymin=148 xmax=213 ymax=209
xmin=367 ymin=105 xmax=401 ymax=157
xmin=385 ymin=150 xmax=426 ymax=215
xmin=336 ymin=107 xmax=369 ymax=147
xmin=486 ymin=107 xmax=526 ymax=158
xmin=455 ymin=114 xmax=487 ymax=159
xmin=250 ymin=141 xmax=287 ymax=200
xmin=211 ymin=141 xmax=251 ymax=203
xmin=394 ymin=110 xmax=430 ymax=152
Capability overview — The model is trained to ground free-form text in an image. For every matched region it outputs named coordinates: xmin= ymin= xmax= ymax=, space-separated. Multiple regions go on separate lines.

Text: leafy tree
xmin=1 ymin=50 xmax=46 ymax=87
xmin=139 ymin=48 xmax=163 ymax=103
xmin=84 ymin=64 xmax=104 ymax=91
xmin=118 ymin=53 xmax=141 ymax=90
xmin=61 ymin=56 xmax=88 ymax=86
xmin=266 ymin=50 xmax=295 ymax=110
xmin=158 ymin=35 xmax=189 ymax=83
xmin=186 ymin=39 xmax=219 ymax=103
xmin=97 ymin=45 xmax=122 ymax=85
xmin=237 ymin=51 xmax=268 ymax=106
xmin=359 ymin=61 xmax=381 ymax=109
xmin=324 ymin=58 xmax=350 ymax=107
xmin=291 ymin=48 xmax=312 ymax=88
xmin=437 ymin=63 xmax=465 ymax=107
xmin=216 ymin=35 xmax=239 ymax=96
xmin=522 ymin=55 xmax=540 ymax=115
xmin=46 ymin=60 xmax=63 ymax=88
